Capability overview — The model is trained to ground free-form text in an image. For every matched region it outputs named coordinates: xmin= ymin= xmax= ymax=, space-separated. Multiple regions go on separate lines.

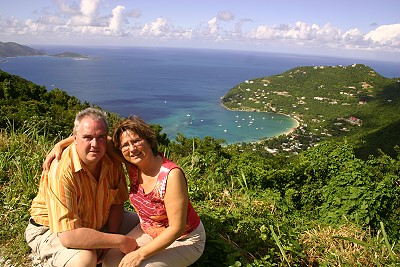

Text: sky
xmin=0 ymin=0 xmax=400 ymax=61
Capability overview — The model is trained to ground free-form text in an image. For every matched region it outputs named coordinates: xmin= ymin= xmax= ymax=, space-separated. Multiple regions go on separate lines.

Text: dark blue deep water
xmin=1 ymin=46 xmax=398 ymax=143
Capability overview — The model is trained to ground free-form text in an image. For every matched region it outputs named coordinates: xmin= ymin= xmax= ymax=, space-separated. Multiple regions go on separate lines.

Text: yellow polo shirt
xmin=29 ymin=143 xmax=128 ymax=233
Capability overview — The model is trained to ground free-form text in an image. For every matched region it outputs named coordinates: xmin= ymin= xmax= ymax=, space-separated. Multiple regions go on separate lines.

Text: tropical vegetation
xmin=222 ymin=64 xmax=400 ymax=159
xmin=1 ymin=66 xmax=400 ymax=266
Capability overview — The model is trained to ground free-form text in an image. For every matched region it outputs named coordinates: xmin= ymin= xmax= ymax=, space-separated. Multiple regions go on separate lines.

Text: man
xmin=25 ymin=108 xmax=138 ymax=267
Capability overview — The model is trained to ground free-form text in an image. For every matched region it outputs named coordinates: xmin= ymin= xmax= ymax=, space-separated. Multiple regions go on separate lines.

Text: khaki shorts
xmin=25 ymin=220 xmax=81 ymax=267
xmin=24 ymin=211 xmax=139 ymax=267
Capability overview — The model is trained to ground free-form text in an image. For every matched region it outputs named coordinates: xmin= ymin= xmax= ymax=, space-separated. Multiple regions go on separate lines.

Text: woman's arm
xmin=43 ymin=136 xmax=124 ymax=171
xmin=119 ymin=168 xmax=189 ymax=267
xmin=42 ymin=136 xmax=74 ymax=170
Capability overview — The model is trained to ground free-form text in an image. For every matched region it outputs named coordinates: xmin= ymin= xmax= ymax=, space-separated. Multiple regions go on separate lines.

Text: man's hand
xmin=119 ymin=236 xmax=138 ymax=254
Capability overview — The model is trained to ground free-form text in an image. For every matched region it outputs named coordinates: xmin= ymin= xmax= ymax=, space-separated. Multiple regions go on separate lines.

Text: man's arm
xmin=46 ymin=152 xmax=134 ymax=253
xmin=58 ymin=227 xmax=137 ymax=254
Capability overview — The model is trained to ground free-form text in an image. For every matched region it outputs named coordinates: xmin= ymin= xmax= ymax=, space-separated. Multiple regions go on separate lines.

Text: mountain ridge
xmin=0 ymin=41 xmax=88 ymax=58
xmin=0 ymin=41 xmax=44 ymax=57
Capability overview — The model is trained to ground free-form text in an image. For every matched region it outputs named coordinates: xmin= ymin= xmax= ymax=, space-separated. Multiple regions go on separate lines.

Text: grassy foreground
xmin=1 ymin=120 xmax=400 ymax=267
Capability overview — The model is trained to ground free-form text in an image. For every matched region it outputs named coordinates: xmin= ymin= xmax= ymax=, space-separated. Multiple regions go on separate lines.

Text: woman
xmin=45 ymin=115 xmax=206 ymax=267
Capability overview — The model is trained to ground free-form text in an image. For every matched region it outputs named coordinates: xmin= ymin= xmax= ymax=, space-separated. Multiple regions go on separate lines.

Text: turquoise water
xmin=153 ymin=103 xmax=297 ymax=143
xmin=1 ymin=46 xmax=398 ymax=143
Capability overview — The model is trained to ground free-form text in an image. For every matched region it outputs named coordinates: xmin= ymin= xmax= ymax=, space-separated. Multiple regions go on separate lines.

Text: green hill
xmin=1 ymin=67 xmax=400 ymax=266
xmin=0 ymin=69 xmax=121 ymax=138
xmin=222 ymin=64 xmax=400 ymax=157
xmin=0 ymin=41 xmax=44 ymax=57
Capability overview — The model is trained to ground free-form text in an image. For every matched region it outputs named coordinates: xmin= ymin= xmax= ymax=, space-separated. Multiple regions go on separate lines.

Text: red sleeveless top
xmin=127 ymin=154 xmax=200 ymax=238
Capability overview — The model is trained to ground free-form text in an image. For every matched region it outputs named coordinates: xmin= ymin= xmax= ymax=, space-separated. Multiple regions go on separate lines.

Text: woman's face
xmin=119 ymin=130 xmax=150 ymax=164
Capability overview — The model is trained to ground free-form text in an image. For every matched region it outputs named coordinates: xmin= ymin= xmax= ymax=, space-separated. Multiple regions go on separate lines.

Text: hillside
xmin=222 ymin=64 xmax=400 ymax=156
xmin=0 ymin=41 xmax=90 ymax=59
xmin=1 ymin=68 xmax=400 ymax=266
xmin=0 ymin=68 xmax=125 ymax=141
xmin=0 ymin=41 xmax=44 ymax=57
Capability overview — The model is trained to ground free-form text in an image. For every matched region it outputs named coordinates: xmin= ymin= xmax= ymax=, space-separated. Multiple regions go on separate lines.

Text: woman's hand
xmin=42 ymin=136 xmax=74 ymax=171
xmin=119 ymin=250 xmax=144 ymax=267
xmin=42 ymin=143 xmax=64 ymax=171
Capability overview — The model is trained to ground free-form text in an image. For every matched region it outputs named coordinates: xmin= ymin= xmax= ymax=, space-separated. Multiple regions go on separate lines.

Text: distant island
xmin=52 ymin=52 xmax=91 ymax=59
xmin=0 ymin=41 xmax=44 ymax=57
xmin=0 ymin=41 xmax=91 ymax=59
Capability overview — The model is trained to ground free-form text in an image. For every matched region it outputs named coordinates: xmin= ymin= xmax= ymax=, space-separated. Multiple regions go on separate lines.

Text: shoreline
xmin=220 ymin=102 xmax=301 ymax=140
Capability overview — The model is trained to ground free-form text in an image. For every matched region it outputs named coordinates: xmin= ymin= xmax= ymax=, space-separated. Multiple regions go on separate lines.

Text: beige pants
xmin=103 ymin=221 xmax=206 ymax=267
xmin=24 ymin=211 xmax=139 ymax=267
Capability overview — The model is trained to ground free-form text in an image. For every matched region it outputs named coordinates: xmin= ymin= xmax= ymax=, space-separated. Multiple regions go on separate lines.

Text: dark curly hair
xmin=112 ymin=115 xmax=158 ymax=156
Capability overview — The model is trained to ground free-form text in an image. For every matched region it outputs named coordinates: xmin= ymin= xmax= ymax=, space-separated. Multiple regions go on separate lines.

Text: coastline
xmin=220 ymin=101 xmax=300 ymax=140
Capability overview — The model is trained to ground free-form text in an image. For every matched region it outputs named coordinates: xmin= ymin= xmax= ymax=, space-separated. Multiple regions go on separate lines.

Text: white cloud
xmin=80 ymin=0 xmax=99 ymax=18
xmin=0 ymin=16 xmax=21 ymax=34
xmin=249 ymin=21 xmax=342 ymax=43
xmin=0 ymin=1 xmax=399 ymax=55
xmin=141 ymin=17 xmax=168 ymax=36
xmin=365 ymin=24 xmax=400 ymax=46
xmin=138 ymin=18 xmax=194 ymax=40
xmin=285 ymin=21 xmax=316 ymax=40
xmin=109 ymin=5 xmax=126 ymax=34
xmin=55 ymin=0 xmax=79 ymax=16
xmin=245 ymin=21 xmax=399 ymax=51
xmin=181 ymin=29 xmax=193 ymax=39
xmin=24 ymin=19 xmax=45 ymax=34
xmin=250 ymin=25 xmax=275 ymax=39
xmin=69 ymin=15 xmax=92 ymax=26
xmin=126 ymin=9 xmax=142 ymax=18
xmin=69 ymin=0 xmax=100 ymax=26
xmin=234 ymin=18 xmax=252 ymax=34
xmin=208 ymin=17 xmax=218 ymax=35
xmin=37 ymin=15 xmax=66 ymax=26
xmin=217 ymin=10 xmax=234 ymax=21
xmin=342 ymin=28 xmax=365 ymax=46
xmin=312 ymin=23 xmax=342 ymax=43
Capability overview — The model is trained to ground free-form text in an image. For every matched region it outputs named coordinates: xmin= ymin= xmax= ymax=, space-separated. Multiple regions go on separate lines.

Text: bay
xmin=1 ymin=46 xmax=399 ymax=143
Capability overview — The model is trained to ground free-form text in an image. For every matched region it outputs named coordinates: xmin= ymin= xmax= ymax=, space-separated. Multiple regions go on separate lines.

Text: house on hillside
xmin=348 ymin=116 xmax=362 ymax=126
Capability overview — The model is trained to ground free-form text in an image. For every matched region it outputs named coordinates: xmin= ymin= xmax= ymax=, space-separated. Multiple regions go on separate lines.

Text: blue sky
xmin=0 ymin=0 xmax=399 ymax=60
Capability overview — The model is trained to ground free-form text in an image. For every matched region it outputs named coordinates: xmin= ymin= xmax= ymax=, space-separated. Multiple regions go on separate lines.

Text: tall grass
xmin=0 ymin=121 xmax=55 ymax=265
xmin=1 ymin=122 xmax=400 ymax=266
xmin=301 ymin=223 xmax=400 ymax=266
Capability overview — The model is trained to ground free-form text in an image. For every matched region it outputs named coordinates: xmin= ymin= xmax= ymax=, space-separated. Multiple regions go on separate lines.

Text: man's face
xmin=74 ymin=116 xmax=108 ymax=168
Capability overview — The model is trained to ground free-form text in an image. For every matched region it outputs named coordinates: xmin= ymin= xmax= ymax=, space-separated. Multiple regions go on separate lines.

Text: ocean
xmin=1 ymin=46 xmax=399 ymax=143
